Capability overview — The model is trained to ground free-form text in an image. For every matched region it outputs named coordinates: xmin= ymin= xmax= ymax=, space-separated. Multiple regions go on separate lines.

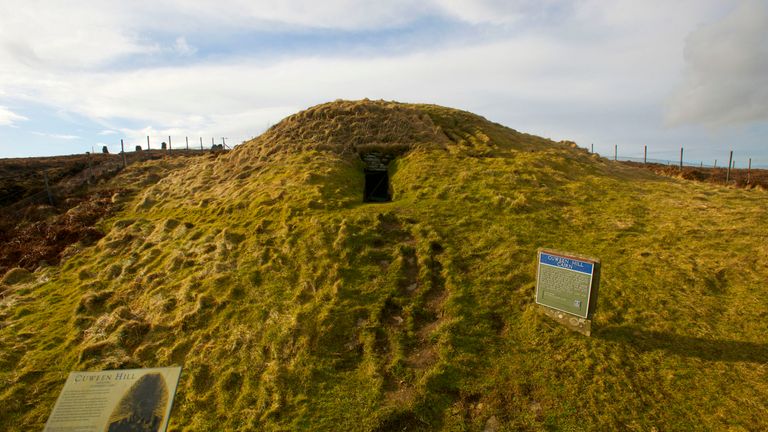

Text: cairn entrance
xmin=361 ymin=152 xmax=393 ymax=202
xmin=364 ymin=170 xmax=390 ymax=202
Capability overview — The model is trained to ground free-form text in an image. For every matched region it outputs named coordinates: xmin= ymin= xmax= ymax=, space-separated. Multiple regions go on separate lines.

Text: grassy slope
xmin=1 ymin=102 xmax=767 ymax=431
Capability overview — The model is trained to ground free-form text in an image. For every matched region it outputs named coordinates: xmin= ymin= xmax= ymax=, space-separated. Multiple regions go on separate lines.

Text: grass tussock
xmin=1 ymin=100 xmax=767 ymax=431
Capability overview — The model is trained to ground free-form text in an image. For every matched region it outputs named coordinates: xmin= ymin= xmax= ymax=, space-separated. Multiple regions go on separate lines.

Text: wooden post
xmin=212 ymin=137 xmax=214 ymax=147
xmin=168 ymin=135 xmax=172 ymax=155
xmin=714 ymin=160 xmax=717 ymax=169
xmin=591 ymin=143 xmax=593 ymax=154
xmin=200 ymin=137 xmax=203 ymax=150
xmin=679 ymin=147 xmax=684 ymax=170
xmin=43 ymin=172 xmax=54 ymax=205
xmin=121 ymin=139 xmax=127 ymax=168
xmin=614 ymin=144 xmax=617 ymax=161
xmin=146 ymin=135 xmax=150 ymax=151
xmin=748 ymin=158 xmax=752 ymax=184
xmin=644 ymin=145 xmax=647 ymax=164
xmin=726 ymin=151 xmax=733 ymax=183
xmin=186 ymin=136 xmax=189 ymax=150
xmin=700 ymin=161 xmax=703 ymax=168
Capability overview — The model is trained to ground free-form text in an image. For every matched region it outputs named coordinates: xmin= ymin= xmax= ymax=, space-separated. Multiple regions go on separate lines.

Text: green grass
xmin=1 ymin=101 xmax=767 ymax=431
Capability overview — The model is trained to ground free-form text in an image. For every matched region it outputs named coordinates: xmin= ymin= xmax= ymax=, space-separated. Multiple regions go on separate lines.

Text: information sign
xmin=44 ymin=366 xmax=182 ymax=432
xmin=535 ymin=249 xmax=599 ymax=319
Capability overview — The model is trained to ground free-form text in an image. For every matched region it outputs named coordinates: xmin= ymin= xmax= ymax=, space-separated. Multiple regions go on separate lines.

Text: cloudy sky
xmin=0 ymin=0 xmax=766 ymax=166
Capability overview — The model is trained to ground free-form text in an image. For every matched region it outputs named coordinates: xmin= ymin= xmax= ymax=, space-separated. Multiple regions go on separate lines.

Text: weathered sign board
xmin=535 ymin=249 xmax=600 ymax=336
xmin=44 ymin=366 xmax=182 ymax=432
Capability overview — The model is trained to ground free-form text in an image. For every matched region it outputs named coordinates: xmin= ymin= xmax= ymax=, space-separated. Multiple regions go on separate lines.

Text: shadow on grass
xmin=596 ymin=326 xmax=768 ymax=364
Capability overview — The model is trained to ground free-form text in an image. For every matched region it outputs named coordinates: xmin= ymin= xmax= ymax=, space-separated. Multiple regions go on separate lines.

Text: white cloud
xmin=0 ymin=2 xmax=719 ymax=146
xmin=98 ymin=130 xmax=118 ymax=135
xmin=574 ymin=0 xmax=725 ymax=29
xmin=0 ymin=0 xmax=431 ymax=73
xmin=666 ymin=0 xmax=768 ymax=127
xmin=113 ymin=106 xmax=299 ymax=147
xmin=5 ymin=30 xmax=678 ymax=145
xmin=152 ymin=0 xmax=432 ymax=30
xmin=31 ymin=132 xmax=80 ymax=140
xmin=432 ymin=0 xmax=565 ymax=25
xmin=0 ymin=1 xmax=157 ymax=69
xmin=0 ymin=0 xmax=762 ymax=162
xmin=0 ymin=105 xmax=28 ymax=126
xmin=173 ymin=37 xmax=197 ymax=57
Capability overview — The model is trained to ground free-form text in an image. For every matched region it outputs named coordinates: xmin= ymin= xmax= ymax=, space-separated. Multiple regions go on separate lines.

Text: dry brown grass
xmin=229 ymin=99 xmax=450 ymax=165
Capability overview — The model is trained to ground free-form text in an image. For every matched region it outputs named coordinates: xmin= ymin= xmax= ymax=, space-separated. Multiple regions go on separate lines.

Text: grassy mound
xmin=1 ymin=100 xmax=767 ymax=431
xmin=230 ymin=99 xmax=449 ymax=162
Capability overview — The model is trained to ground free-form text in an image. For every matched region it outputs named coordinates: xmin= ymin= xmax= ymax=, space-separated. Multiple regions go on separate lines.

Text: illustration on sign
xmin=535 ymin=249 xmax=599 ymax=319
xmin=107 ymin=373 xmax=169 ymax=431
xmin=44 ymin=366 xmax=182 ymax=432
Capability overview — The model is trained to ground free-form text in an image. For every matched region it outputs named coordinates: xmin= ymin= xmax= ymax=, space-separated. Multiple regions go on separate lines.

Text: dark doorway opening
xmin=364 ymin=169 xmax=391 ymax=202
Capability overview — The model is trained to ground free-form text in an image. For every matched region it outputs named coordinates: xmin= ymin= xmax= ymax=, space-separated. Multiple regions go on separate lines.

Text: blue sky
xmin=0 ymin=0 xmax=766 ymax=166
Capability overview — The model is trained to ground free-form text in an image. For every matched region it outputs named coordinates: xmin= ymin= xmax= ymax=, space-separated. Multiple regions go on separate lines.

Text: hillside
xmin=0 ymin=151 xmax=210 ymax=273
xmin=1 ymin=100 xmax=767 ymax=431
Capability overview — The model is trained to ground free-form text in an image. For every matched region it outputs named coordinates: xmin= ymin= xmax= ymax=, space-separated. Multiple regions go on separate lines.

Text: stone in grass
xmin=1 ymin=267 xmax=33 ymax=285
xmin=483 ymin=415 xmax=500 ymax=432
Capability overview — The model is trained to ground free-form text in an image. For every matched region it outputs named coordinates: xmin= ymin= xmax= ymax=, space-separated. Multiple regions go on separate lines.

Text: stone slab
xmin=539 ymin=304 xmax=592 ymax=336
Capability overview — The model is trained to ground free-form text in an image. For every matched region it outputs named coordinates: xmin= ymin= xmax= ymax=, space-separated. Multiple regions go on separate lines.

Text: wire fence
xmin=614 ymin=156 xmax=768 ymax=170
xmin=100 ymin=135 xmax=254 ymax=155
xmin=0 ymin=135 xmax=242 ymax=213
xmin=592 ymin=144 xmax=768 ymax=170
xmin=617 ymin=156 xmax=718 ymax=168
xmin=587 ymin=144 xmax=768 ymax=187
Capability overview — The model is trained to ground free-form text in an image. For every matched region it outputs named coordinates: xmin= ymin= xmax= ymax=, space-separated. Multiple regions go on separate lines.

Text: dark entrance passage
xmin=364 ymin=169 xmax=391 ymax=202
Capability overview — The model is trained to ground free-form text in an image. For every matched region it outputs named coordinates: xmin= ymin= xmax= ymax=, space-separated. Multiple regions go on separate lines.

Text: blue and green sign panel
xmin=535 ymin=249 xmax=599 ymax=319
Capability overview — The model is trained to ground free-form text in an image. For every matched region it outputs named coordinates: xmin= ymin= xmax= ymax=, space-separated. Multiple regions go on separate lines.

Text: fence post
xmin=146 ymin=136 xmax=150 ymax=151
xmin=679 ymin=147 xmax=684 ymax=170
xmin=591 ymin=143 xmax=593 ymax=154
xmin=168 ymin=135 xmax=172 ymax=155
xmin=43 ymin=172 xmax=54 ymax=205
xmin=212 ymin=137 xmax=215 ymax=147
xmin=644 ymin=145 xmax=647 ymax=164
xmin=614 ymin=144 xmax=617 ymax=161
xmin=186 ymin=136 xmax=189 ymax=150
xmin=121 ymin=139 xmax=127 ymax=168
xmin=200 ymin=137 xmax=203 ymax=150
xmin=748 ymin=158 xmax=752 ymax=184
xmin=726 ymin=151 xmax=733 ymax=183
xmin=714 ymin=160 xmax=717 ymax=169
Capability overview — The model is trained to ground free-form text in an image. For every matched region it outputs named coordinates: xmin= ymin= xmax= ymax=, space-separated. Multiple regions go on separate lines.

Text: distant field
xmin=621 ymin=160 xmax=768 ymax=189
xmin=0 ymin=150 xmax=210 ymax=207
xmin=0 ymin=150 xmax=214 ymax=273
